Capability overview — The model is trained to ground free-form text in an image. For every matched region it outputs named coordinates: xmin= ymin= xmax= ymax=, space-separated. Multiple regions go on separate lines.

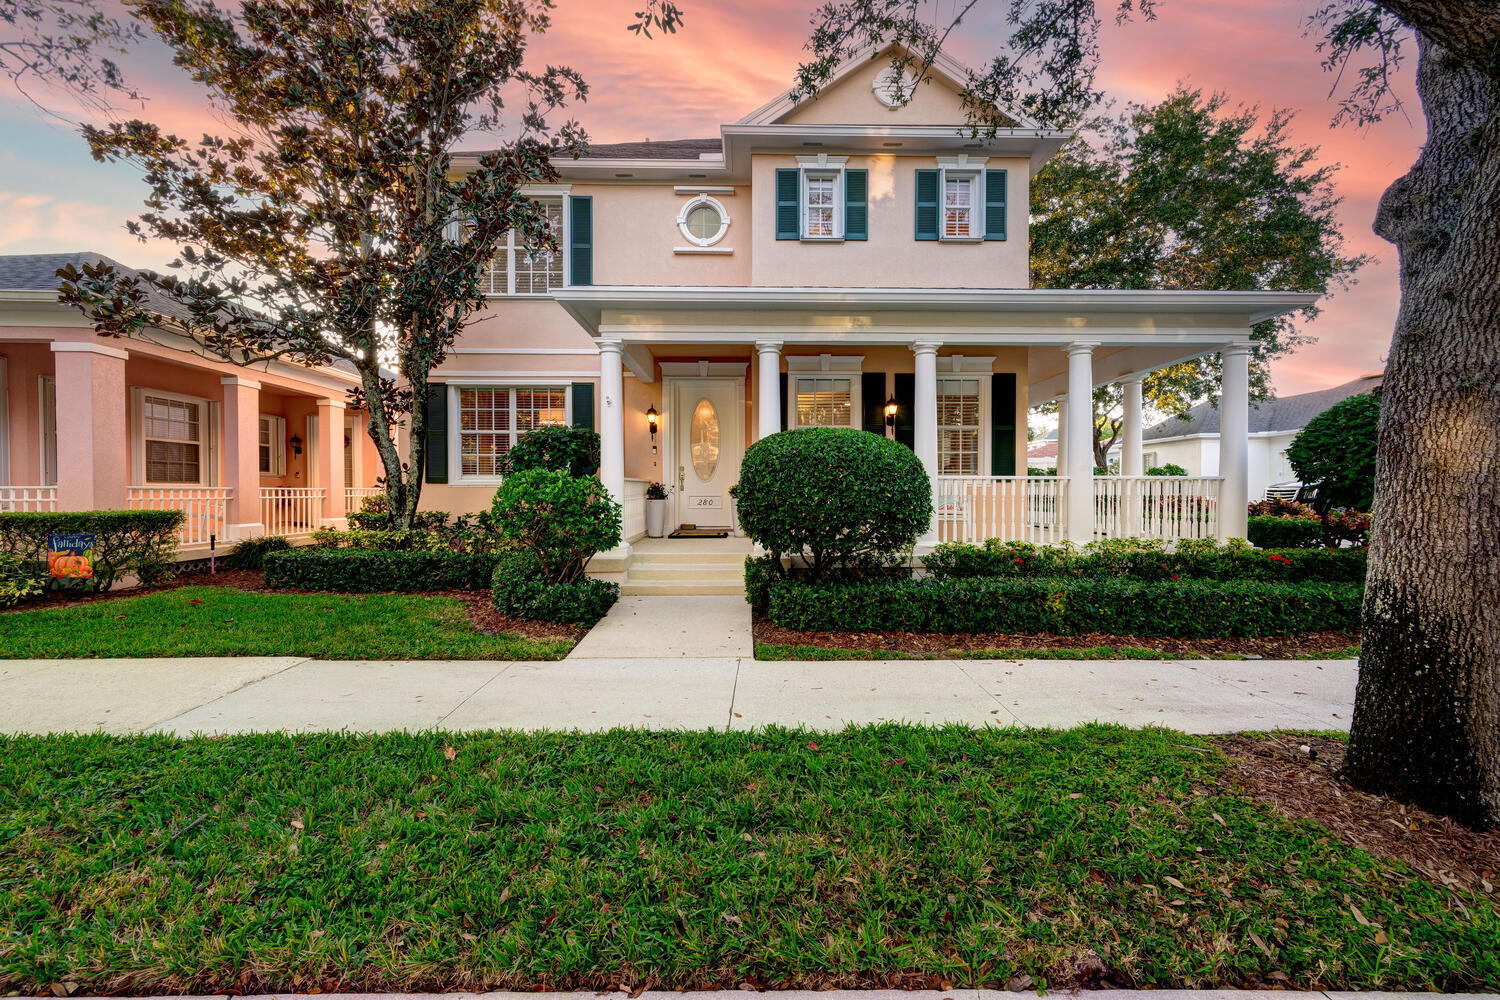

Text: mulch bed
xmin=3 ymin=568 xmax=582 ymax=643
xmin=1214 ymin=734 xmax=1499 ymax=898
xmin=755 ymin=615 xmax=1359 ymax=658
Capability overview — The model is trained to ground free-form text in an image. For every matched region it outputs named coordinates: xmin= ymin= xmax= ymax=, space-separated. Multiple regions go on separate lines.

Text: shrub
xmin=263 ymin=549 xmax=501 ymax=591
xmin=309 ymin=527 xmax=451 ymax=552
xmin=744 ymin=554 xmax=782 ymax=609
xmin=489 ymin=469 xmax=621 ymax=583
xmin=0 ymin=510 xmax=183 ymax=592
xmin=1147 ymin=463 xmax=1189 ymax=476
xmin=1247 ymin=515 xmax=1326 ymax=549
xmin=921 ymin=537 xmax=1365 ymax=583
xmin=504 ymin=425 xmax=600 ymax=478
xmin=736 ymin=428 xmax=932 ymax=579
xmin=1288 ymin=390 xmax=1380 ymax=514
xmin=226 ymin=535 xmax=293 ymax=570
xmin=490 ymin=552 xmax=618 ymax=626
xmin=767 ymin=576 xmax=1362 ymax=637
xmin=346 ymin=493 xmax=453 ymax=533
xmin=0 ymin=553 xmax=45 ymax=608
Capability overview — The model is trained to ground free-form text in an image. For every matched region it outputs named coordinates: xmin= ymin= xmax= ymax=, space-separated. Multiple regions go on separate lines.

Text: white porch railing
xmin=128 ymin=486 xmax=231 ymax=546
xmin=344 ymin=486 xmax=382 ymax=514
xmin=934 ymin=476 xmax=1068 ymax=544
xmin=0 ymin=486 xmax=58 ymax=512
xmin=622 ymin=478 xmax=648 ymax=542
xmin=261 ymin=487 xmax=325 ymax=537
xmin=1093 ymin=476 xmax=1222 ymax=542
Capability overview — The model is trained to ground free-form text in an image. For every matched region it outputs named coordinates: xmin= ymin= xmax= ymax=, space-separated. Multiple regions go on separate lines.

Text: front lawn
xmin=0 ymin=586 xmax=572 ymax=659
xmin=1 ymin=726 xmax=1494 ymax=994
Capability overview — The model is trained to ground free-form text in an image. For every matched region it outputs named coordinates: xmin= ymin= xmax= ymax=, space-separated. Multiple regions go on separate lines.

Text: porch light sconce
xmin=883 ymin=395 xmax=899 ymax=428
xmin=645 ymin=405 xmax=660 ymax=455
xmin=288 ymin=434 xmax=303 ymax=457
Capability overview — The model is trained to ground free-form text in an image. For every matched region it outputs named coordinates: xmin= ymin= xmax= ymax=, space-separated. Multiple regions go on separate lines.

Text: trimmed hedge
xmin=0 ymin=509 xmax=183 ymax=591
xmin=767 ymin=576 xmax=1363 ymax=637
xmin=922 ymin=539 xmax=1366 ymax=584
xmin=226 ymin=535 xmax=294 ymax=570
xmin=1247 ymin=516 xmax=1327 ymax=549
xmin=490 ymin=550 xmax=618 ymax=626
xmin=263 ymin=549 xmax=501 ymax=592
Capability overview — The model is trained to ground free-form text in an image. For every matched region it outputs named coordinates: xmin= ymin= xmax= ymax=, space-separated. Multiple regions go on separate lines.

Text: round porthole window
xmin=677 ymin=194 xmax=730 ymax=247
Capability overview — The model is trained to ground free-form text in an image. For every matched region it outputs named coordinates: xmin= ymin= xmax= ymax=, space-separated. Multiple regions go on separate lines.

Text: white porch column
xmin=912 ymin=341 xmax=941 ymax=546
xmin=221 ymin=376 xmax=265 ymax=539
xmin=596 ymin=338 xmax=632 ymax=560
xmin=1120 ymin=375 xmax=1145 ymax=477
xmin=755 ymin=339 xmax=782 ymax=441
xmin=51 ymin=342 xmax=129 ymax=512
xmin=1219 ymin=342 xmax=1252 ymax=540
xmin=1064 ymin=343 xmax=1097 ymax=544
xmin=1055 ymin=397 xmax=1067 ymax=474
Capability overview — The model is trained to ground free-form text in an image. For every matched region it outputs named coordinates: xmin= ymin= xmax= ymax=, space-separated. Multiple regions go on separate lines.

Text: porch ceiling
xmin=554 ymin=286 xmax=1318 ymax=348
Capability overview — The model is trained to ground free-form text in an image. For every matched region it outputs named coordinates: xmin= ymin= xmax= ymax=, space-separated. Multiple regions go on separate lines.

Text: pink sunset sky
xmin=0 ymin=0 xmax=1420 ymax=396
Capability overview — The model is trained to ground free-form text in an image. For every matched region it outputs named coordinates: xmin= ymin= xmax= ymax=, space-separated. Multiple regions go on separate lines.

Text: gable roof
xmin=581 ymin=138 xmax=722 ymax=160
xmin=738 ymin=43 xmax=1034 ymax=128
xmin=1144 ymin=373 xmax=1384 ymax=441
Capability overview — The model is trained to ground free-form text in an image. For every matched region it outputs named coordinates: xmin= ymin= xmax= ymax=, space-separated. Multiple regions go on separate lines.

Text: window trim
xmin=38 ymin=375 xmax=57 ymax=487
xmin=934 ymin=155 xmax=989 ymax=243
xmin=134 ymin=386 xmax=215 ymax=487
xmin=795 ymin=155 xmax=849 ymax=242
xmin=478 ymin=192 xmax=571 ymax=298
xmin=934 ymin=374 xmax=990 ymax=477
xmin=676 ymin=193 xmax=731 ymax=247
xmin=258 ymin=414 xmax=287 ymax=477
xmin=785 ymin=354 xmax=865 ymax=430
xmin=446 ymin=381 xmax=573 ymax=485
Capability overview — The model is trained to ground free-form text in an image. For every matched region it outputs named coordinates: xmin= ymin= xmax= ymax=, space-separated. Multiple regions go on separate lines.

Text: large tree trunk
xmin=1343 ymin=29 xmax=1500 ymax=828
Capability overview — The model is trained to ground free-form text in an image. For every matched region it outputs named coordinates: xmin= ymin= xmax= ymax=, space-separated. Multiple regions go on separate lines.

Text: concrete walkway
xmin=0 ymin=653 xmax=1356 ymax=736
xmin=568 ymin=596 xmax=754 ymax=657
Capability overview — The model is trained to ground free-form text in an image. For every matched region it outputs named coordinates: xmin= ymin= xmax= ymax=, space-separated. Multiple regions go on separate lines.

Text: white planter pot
xmin=645 ymin=497 xmax=668 ymax=538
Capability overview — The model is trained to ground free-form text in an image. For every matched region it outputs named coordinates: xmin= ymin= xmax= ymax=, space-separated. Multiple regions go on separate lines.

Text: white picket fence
xmin=128 ymin=486 xmax=231 ymax=546
xmin=0 ymin=486 xmax=58 ymax=512
xmin=260 ymin=487 xmax=325 ymax=537
xmin=1092 ymin=476 xmax=1222 ymax=542
xmin=933 ymin=476 xmax=1068 ymax=544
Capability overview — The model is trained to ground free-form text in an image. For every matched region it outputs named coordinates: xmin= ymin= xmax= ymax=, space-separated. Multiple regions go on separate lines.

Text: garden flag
xmin=48 ymin=533 xmax=95 ymax=579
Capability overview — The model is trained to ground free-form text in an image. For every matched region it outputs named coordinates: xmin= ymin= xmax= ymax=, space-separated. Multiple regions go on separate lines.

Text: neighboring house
xmin=1142 ymin=372 xmax=1383 ymax=501
xmin=0 ymin=252 xmax=384 ymax=555
xmin=420 ymin=44 xmax=1313 ymax=569
xmin=1026 ymin=430 xmax=1058 ymax=470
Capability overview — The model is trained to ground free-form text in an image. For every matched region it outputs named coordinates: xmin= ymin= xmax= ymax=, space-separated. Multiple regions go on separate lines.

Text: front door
xmin=670 ymin=377 xmax=743 ymax=528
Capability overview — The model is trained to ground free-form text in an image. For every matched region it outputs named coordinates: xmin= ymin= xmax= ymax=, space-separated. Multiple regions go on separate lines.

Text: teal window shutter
xmin=893 ymin=373 xmax=915 ymax=448
xmin=984 ymin=169 xmax=1007 ymax=241
xmin=569 ymin=195 xmax=592 ymax=285
xmin=990 ymin=372 xmax=1017 ymax=475
xmin=914 ymin=169 xmax=939 ymax=241
xmin=423 ymin=384 xmax=448 ymax=484
xmin=571 ymin=382 xmax=595 ymax=430
xmin=775 ymin=168 xmax=800 ymax=240
xmin=844 ymin=169 xmax=868 ymax=240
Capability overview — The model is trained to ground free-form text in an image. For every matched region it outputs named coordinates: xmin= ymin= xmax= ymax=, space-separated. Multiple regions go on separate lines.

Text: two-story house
xmin=422 ymin=46 xmax=1315 ymax=577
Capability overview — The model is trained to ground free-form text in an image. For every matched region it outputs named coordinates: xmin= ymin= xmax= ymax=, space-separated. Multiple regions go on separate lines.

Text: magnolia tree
xmin=1029 ymin=90 xmax=1367 ymax=467
xmin=767 ymin=0 xmax=1500 ymax=828
xmin=57 ymin=0 xmax=585 ymax=528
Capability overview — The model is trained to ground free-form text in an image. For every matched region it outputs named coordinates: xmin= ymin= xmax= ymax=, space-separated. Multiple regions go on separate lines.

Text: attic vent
xmin=801 ymin=141 xmax=823 ymax=147
xmin=615 ymin=172 xmax=633 ymax=178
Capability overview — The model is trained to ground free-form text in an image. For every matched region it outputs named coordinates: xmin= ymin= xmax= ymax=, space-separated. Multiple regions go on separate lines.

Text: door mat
xmin=669 ymin=527 xmax=730 ymax=538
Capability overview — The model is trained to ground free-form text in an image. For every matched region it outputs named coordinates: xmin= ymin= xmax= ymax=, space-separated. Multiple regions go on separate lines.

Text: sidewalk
xmin=0 ymin=653 xmax=1356 ymax=736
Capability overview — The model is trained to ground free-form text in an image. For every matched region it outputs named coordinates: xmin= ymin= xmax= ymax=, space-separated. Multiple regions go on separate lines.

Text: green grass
xmin=1 ymin=726 xmax=1494 ymax=994
xmin=756 ymin=643 xmax=1210 ymax=661
xmin=1298 ymin=645 xmax=1362 ymax=660
xmin=0 ymin=586 xmax=571 ymax=660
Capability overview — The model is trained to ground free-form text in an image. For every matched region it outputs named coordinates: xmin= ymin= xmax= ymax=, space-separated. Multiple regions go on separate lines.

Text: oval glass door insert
xmin=690 ymin=397 xmax=720 ymax=481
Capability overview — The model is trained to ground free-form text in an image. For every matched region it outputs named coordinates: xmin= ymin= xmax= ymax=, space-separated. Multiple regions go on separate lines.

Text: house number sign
xmin=688 ymin=495 xmax=723 ymax=510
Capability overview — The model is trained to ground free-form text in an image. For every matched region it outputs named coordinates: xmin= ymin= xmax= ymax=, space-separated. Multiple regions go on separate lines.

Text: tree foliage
xmin=0 ymin=0 xmax=142 ymax=111
xmin=1029 ymin=88 xmax=1369 ymax=466
xmin=1288 ymin=391 xmax=1380 ymax=516
xmin=56 ymin=0 xmax=585 ymax=528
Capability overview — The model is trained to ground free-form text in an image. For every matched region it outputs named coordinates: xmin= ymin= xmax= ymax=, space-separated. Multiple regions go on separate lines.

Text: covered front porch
xmin=557 ymin=286 xmax=1316 ymax=551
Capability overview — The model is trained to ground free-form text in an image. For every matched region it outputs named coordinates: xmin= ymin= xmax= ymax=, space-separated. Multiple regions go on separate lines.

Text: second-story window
xmin=803 ymin=173 xmax=840 ymax=239
xmin=480 ymin=198 xmax=564 ymax=295
xmin=944 ymin=175 xmax=975 ymax=238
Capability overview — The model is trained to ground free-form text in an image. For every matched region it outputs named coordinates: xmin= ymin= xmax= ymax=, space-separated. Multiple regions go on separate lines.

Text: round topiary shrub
xmin=736 ymin=427 xmax=932 ymax=579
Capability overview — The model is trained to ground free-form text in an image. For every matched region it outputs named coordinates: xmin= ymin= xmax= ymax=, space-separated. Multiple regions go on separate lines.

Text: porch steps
xmin=621 ymin=548 xmax=746 ymax=597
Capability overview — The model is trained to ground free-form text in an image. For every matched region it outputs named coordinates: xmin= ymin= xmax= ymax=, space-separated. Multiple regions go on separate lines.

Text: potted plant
xmin=729 ymin=483 xmax=744 ymax=537
xmin=645 ymin=481 xmax=668 ymax=537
